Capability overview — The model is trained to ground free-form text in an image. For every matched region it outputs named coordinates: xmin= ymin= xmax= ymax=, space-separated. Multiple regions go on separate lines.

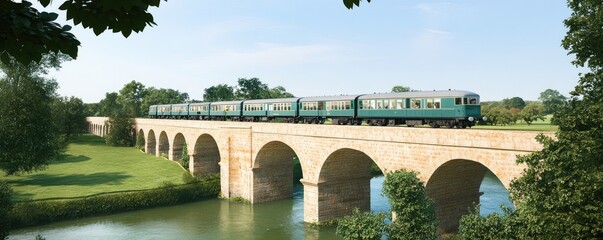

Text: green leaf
xmin=39 ymin=0 xmax=51 ymax=7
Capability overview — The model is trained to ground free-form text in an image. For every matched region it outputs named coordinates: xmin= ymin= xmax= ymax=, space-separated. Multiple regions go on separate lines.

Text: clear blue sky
xmin=46 ymin=1 xmax=580 ymax=103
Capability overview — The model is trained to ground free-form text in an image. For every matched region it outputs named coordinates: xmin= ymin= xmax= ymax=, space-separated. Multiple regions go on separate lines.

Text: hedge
xmin=8 ymin=175 xmax=220 ymax=229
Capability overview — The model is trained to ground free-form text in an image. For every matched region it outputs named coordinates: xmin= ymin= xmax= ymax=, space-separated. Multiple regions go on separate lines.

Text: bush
xmin=8 ymin=175 xmax=220 ymax=229
xmin=382 ymin=170 xmax=437 ymax=240
xmin=336 ymin=208 xmax=386 ymax=240
xmin=458 ymin=206 xmax=515 ymax=239
xmin=0 ymin=181 xmax=14 ymax=240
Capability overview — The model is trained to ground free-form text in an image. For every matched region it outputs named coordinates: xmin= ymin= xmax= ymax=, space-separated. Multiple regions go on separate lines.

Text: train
xmin=148 ymin=90 xmax=484 ymax=128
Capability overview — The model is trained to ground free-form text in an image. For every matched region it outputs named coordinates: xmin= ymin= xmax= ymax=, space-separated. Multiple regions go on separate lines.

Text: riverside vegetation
xmin=1 ymin=135 xmax=220 ymax=231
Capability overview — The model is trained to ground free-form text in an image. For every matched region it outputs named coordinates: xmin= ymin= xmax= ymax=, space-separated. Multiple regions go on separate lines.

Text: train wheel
xmin=320 ymin=119 xmax=325 ymax=124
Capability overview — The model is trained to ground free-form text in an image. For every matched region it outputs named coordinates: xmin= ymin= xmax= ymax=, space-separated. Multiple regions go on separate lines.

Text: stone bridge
xmin=87 ymin=117 xmax=552 ymax=233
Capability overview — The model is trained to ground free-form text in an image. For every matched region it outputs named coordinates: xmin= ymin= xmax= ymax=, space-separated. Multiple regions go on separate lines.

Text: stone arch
xmin=147 ymin=130 xmax=157 ymax=155
xmin=172 ymin=133 xmax=186 ymax=160
xmin=192 ymin=134 xmax=220 ymax=176
xmin=425 ymin=159 xmax=491 ymax=234
xmin=252 ymin=141 xmax=300 ymax=203
xmin=315 ymin=148 xmax=376 ymax=221
xmin=158 ymin=131 xmax=169 ymax=158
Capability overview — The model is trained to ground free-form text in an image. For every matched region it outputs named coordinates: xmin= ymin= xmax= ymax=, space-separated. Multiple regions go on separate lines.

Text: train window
xmin=455 ymin=98 xmax=462 ymax=105
xmin=377 ymin=100 xmax=383 ymax=109
xmin=396 ymin=99 xmax=404 ymax=109
xmin=463 ymin=98 xmax=468 ymax=105
xmin=427 ymin=99 xmax=434 ymax=109
xmin=434 ymin=99 xmax=441 ymax=108
xmin=383 ymin=100 xmax=389 ymax=109
xmin=411 ymin=99 xmax=421 ymax=109
xmin=469 ymin=97 xmax=479 ymax=105
xmin=345 ymin=101 xmax=351 ymax=109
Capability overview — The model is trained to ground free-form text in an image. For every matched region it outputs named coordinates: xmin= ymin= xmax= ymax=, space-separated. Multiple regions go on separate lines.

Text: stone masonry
xmin=87 ymin=117 xmax=552 ymax=233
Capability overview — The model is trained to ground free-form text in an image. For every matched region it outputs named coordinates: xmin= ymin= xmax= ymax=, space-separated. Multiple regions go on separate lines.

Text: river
xmin=8 ymin=172 xmax=512 ymax=240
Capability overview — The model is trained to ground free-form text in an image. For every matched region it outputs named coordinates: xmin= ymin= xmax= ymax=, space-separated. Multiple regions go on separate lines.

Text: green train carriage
xmin=357 ymin=90 xmax=481 ymax=128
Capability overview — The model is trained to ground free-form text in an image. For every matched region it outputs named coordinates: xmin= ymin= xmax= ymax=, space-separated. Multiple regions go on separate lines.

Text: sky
xmin=42 ymin=0 xmax=580 ymax=103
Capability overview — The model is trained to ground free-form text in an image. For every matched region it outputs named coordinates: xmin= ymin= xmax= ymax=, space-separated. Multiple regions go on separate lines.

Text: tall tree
xmin=203 ymin=84 xmax=235 ymax=102
xmin=519 ymin=102 xmax=545 ymax=125
xmin=98 ymin=92 xmax=120 ymax=116
xmin=55 ymin=96 xmax=88 ymax=139
xmin=117 ymin=80 xmax=147 ymax=117
xmin=391 ymin=85 xmax=411 ymax=93
xmin=235 ymin=78 xmax=270 ymax=100
xmin=508 ymin=0 xmax=603 ymax=238
xmin=502 ymin=97 xmax=526 ymax=110
xmin=460 ymin=1 xmax=603 ymax=239
xmin=267 ymin=86 xmax=295 ymax=98
xmin=0 ymin=0 xmax=165 ymax=66
xmin=538 ymin=89 xmax=567 ymax=114
xmin=0 ymin=54 xmax=67 ymax=175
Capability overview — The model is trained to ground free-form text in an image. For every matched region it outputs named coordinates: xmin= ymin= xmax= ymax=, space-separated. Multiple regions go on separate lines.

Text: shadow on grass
xmin=54 ymin=154 xmax=92 ymax=164
xmin=7 ymin=172 xmax=132 ymax=187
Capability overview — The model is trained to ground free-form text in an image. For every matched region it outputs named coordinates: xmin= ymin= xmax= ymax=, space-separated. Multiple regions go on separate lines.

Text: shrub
xmin=8 ymin=175 xmax=220 ymax=229
xmin=382 ymin=170 xmax=437 ymax=240
xmin=336 ymin=208 xmax=386 ymax=240
xmin=0 ymin=181 xmax=14 ymax=240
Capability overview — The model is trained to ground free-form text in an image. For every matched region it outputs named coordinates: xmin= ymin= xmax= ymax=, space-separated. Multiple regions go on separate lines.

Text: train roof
xmin=210 ymin=100 xmax=243 ymax=105
xmin=243 ymin=98 xmax=300 ymax=104
xmin=171 ymin=103 xmax=189 ymax=107
xmin=299 ymin=95 xmax=361 ymax=102
xmin=189 ymin=102 xmax=210 ymax=106
xmin=358 ymin=90 xmax=479 ymax=100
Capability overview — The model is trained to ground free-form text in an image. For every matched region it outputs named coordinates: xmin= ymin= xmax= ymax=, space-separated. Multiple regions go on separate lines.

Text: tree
xmin=538 ymin=89 xmax=567 ymax=114
xmin=140 ymin=87 xmax=185 ymax=116
xmin=519 ymin=102 xmax=545 ymax=125
xmin=391 ymin=85 xmax=411 ymax=93
xmin=461 ymin=1 xmax=603 ymax=239
xmin=104 ymin=110 xmax=135 ymax=147
xmin=117 ymin=80 xmax=147 ymax=117
xmin=382 ymin=170 xmax=437 ymax=240
xmin=267 ymin=86 xmax=295 ymax=98
xmin=336 ymin=208 xmax=386 ymax=240
xmin=0 ymin=0 xmax=165 ymax=66
xmin=203 ymin=84 xmax=235 ymax=102
xmin=53 ymin=96 xmax=88 ymax=140
xmin=235 ymin=78 xmax=270 ymax=100
xmin=98 ymin=92 xmax=120 ymax=116
xmin=0 ymin=54 xmax=67 ymax=175
xmin=502 ymin=97 xmax=526 ymax=110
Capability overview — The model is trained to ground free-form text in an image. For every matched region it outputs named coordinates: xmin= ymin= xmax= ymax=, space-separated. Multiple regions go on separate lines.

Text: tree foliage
xmin=117 ymin=80 xmax=147 ymax=117
xmin=391 ymin=85 xmax=411 ymax=93
xmin=538 ymin=89 xmax=567 ymax=114
xmin=235 ymin=78 xmax=270 ymax=100
xmin=140 ymin=87 xmax=185 ymax=115
xmin=104 ymin=110 xmax=135 ymax=147
xmin=343 ymin=0 xmax=372 ymax=9
xmin=461 ymin=1 xmax=603 ymax=239
xmin=203 ymin=84 xmax=235 ymax=102
xmin=0 ymin=0 xmax=165 ymax=66
xmin=52 ymin=96 xmax=88 ymax=140
xmin=0 ymin=181 xmax=13 ymax=240
xmin=502 ymin=97 xmax=526 ymax=110
xmin=0 ymin=54 xmax=67 ymax=175
xmin=336 ymin=208 xmax=386 ymax=240
xmin=382 ymin=170 xmax=437 ymax=240
xmin=519 ymin=102 xmax=545 ymax=125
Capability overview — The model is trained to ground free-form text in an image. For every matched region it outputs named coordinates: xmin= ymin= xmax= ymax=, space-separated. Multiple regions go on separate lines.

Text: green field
xmin=1 ymin=135 xmax=187 ymax=201
xmin=473 ymin=115 xmax=558 ymax=132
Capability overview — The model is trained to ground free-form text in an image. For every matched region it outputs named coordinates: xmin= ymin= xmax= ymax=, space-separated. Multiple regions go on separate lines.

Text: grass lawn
xmin=473 ymin=115 xmax=558 ymax=132
xmin=0 ymin=134 xmax=187 ymax=201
